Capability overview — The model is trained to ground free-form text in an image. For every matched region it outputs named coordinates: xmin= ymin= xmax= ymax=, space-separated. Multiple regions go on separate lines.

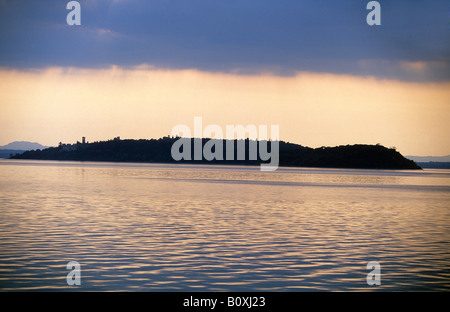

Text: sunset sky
xmin=0 ymin=0 xmax=449 ymax=156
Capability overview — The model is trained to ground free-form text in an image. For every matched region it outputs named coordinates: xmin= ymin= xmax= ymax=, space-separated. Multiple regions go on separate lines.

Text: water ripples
xmin=0 ymin=160 xmax=449 ymax=291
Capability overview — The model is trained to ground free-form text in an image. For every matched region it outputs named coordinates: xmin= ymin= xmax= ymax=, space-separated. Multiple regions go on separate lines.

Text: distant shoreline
xmin=416 ymin=162 xmax=450 ymax=169
xmin=5 ymin=158 xmax=450 ymax=171
xmin=9 ymin=137 xmax=421 ymax=170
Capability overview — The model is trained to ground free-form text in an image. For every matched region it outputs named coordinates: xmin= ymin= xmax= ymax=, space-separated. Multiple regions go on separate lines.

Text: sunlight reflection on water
xmin=0 ymin=160 xmax=449 ymax=291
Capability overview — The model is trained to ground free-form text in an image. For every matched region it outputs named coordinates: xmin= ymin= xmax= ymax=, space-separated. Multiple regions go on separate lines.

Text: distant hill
xmin=0 ymin=141 xmax=48 ymax=151
xmin=0 ymin=141 xmax=49 ymax=158
xmin=9 ymin=137 xmax=421 ymax=170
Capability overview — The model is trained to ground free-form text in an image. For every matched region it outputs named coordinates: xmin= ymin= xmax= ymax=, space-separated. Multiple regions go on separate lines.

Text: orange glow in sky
xmin=0 ymin=66 xmax=449 ymax=156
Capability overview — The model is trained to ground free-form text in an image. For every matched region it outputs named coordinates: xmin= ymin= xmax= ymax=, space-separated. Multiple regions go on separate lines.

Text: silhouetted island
xmin=9 ymin=137 xmax=421 ymax=170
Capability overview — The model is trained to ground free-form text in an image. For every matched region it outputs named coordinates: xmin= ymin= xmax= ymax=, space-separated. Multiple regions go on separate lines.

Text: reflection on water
xmin=0 ymin=160 xmax=449 ymax=291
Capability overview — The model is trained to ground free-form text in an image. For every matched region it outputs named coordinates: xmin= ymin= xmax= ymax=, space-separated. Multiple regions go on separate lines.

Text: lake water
xmin=0 ymin=159 xmax=449 ymax=291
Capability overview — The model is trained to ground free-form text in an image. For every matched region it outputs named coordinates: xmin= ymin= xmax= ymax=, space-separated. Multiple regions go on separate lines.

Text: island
xmin=9 ymin=137 xmax=421 ymax=170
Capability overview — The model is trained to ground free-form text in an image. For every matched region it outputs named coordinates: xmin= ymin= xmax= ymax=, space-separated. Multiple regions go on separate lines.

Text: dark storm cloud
xmin=0 ymin=0 xmax=448 ymax=81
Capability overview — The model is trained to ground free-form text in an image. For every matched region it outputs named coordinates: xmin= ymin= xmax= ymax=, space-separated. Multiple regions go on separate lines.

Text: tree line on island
xmin=9 ymin=137 xmax=421 ymax=170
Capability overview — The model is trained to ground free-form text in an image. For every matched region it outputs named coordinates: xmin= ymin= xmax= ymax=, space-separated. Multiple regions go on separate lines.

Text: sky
xmin=0 ymin=0 xmax=449 ymax=156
